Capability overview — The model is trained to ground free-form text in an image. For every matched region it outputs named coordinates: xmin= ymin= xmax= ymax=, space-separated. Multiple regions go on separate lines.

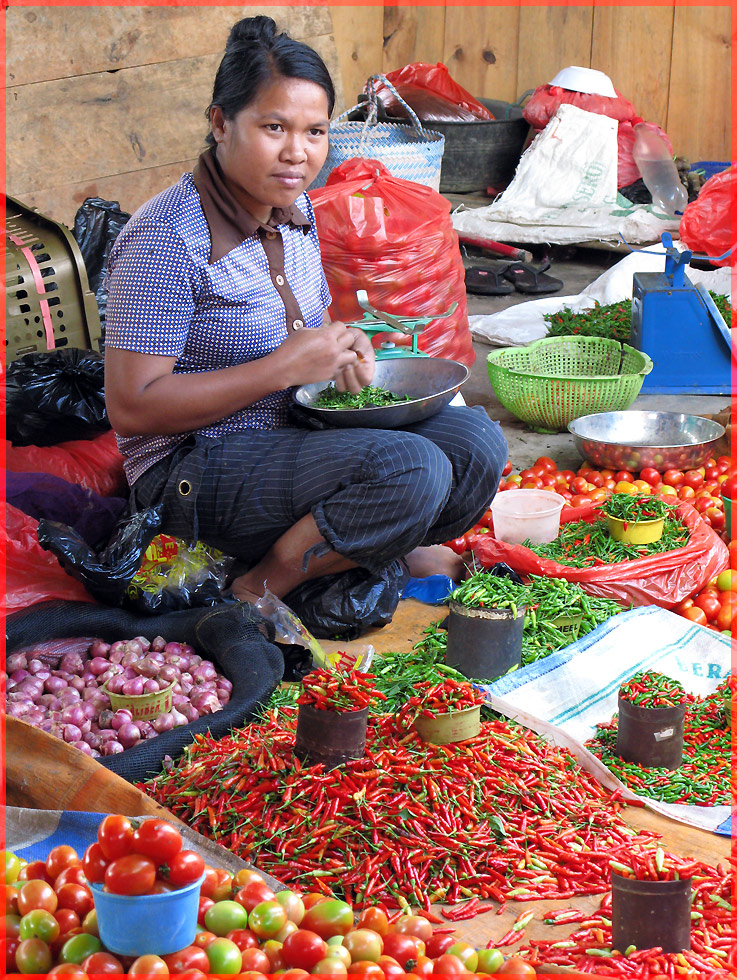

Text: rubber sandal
xmin=501 ymin=259 xmax=564 ymax=294
xmin=464 ymin=264 xmax=515 ymax=296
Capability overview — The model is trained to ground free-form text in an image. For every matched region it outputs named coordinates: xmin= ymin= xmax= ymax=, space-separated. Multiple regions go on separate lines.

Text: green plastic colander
xmin=487 ymin=336 xmax=653 ymax=434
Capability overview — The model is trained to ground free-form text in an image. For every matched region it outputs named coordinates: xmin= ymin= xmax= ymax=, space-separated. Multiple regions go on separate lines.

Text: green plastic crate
xmin=487 ymin=336 xmax=653 ymax=434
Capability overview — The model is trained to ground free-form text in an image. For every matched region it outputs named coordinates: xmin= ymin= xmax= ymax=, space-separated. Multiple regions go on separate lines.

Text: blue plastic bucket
xmin=91 ymin=874 xmax=204 ymax=956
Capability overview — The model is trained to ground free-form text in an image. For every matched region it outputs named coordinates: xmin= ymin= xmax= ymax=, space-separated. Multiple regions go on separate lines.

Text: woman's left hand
xmin=332 ymin=323 xmax=375 ymax=393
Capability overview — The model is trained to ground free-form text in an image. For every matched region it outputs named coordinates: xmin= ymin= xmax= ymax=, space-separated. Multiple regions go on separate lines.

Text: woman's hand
xmin=277 ymin=320 xmax=374 ymax=391
xmin=332 ymin=322 xmax=375 ymax=393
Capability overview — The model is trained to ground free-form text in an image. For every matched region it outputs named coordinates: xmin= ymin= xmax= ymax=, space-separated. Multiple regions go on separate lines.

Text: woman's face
xmin=211 ymin=75 xmax=330 ymax=223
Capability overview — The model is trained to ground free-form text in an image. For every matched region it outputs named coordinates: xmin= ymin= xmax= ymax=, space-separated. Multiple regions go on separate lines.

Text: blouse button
xmin=292 ymin=319 xmax=304 ymax=330
xmin=266 ymin=231 xmax=277 ymax=240
xmin=275 ymin=274 xmax=285 ymax=286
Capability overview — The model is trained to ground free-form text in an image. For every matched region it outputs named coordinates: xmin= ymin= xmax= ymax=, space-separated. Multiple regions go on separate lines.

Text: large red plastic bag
xmin=5 ymin=504 xmax=95 ymax=612
xmin=473 ymin=500 xmax=728 ymax=608
xmin=679 ymin=166 xmax=736 ymax=267
xmin=523 ymin=83 xmax=637 ymax=130
xmin=309 ymin=158 xmax=475 ymax=365
xmin=5 ymin=429 xmax=126 ymax=497
xmin=617 ymin=119 xmax=673 ymax=189
xmin=375 ymin=63 xmax=494 ymax=122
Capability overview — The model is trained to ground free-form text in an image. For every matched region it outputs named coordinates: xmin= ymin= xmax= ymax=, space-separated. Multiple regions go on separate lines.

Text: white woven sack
xmin=310 ymin=75 xmax=445 ymax=191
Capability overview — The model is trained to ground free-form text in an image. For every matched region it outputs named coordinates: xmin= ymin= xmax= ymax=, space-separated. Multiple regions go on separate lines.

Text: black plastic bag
xmin=283 ymin=560 xmax=410 ymax=640
xmin=72 ymin=197 xmax=131 ymax=339
xmin=37 ymin=506 xmax=163 ymax=607
xmin=5 ymin=600 xmax=284 ymax=783
xmin=5 ymin=348 xmax=109 ymax=447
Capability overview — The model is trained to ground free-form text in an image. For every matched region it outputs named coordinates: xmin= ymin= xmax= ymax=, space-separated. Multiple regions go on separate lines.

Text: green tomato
xmin=14 ymin=937 xmax=53 ymax=974
xmin=323 ymin=943 xmax=351 ymax=968
xmin=301 ymin=898 xmax=355 ymax=939
xmin=447 ymin=941 xmax=478 ymax=973
xmin=248 ymin=899 xmax=288 ymax=939
xmin=205 ymin=899 xmax=249 ymax=936
xmin=19 ymin=909 xmax=60 ymax=944
xmin=3 ymin=851 xmax=21 ymax=885
xmin=205 ymin=936 xmax=243 ymax=974
xmin=82 ymin=908 xmax=98 ymax=936
xmin=477 ymin=948 xmax=506 ymax=974
xmin=274 ymin=889 xmax=306 ymax=925
xmin=59 ymin=931 xmax=102 ymax=964
xmin=342 ymin=928 xmax=383 ymax=963
xmin=312 ymin=955 xmax=349 ymax=975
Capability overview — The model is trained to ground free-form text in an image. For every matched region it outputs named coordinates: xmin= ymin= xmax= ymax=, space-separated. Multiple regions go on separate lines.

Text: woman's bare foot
xmin=404 ymin=544 xmax=471 ymax=582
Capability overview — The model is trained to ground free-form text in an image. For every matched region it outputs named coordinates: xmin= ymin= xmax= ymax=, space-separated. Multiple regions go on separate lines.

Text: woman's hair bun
xmin=226 ymin=15 xmax=277 ymax=51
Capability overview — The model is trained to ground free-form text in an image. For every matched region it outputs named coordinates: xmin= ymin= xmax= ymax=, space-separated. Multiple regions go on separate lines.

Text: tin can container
xmin=295 ymin=703 xmax=369 ymax=769
xmin=611 ymin=871 xmax=692 ymax=954
xmin=616 ymin=695 xmax=686 ymax=769
xmin=445 ymin=601 xmax=525 ymax=681
xmin=414 ymin=704 xmax=481 ymax=745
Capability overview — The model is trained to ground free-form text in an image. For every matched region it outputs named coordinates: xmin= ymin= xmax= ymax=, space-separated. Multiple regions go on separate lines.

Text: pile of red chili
xmin=297 ymin=667 xmax=386 ymax=712
xmin=609 ymin=844 xmax=695 ymax=881
xmin=619 ymin=670 xmax=689 ymax=708
xmin=396 ymin=678 xmax=485 ymax=729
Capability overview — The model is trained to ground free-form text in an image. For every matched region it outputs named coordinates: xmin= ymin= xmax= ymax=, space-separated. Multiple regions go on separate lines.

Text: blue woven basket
xmin=310 ymin=75 xmax=445 ymax=191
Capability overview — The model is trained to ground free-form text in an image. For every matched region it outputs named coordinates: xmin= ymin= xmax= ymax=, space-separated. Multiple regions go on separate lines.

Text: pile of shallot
xmin=4 ymin=635 xmax=232 ymax=758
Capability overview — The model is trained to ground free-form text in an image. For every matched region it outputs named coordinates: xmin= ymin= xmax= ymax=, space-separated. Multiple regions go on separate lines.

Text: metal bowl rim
xmin=567 ymin=411 xmax=725 ymax=449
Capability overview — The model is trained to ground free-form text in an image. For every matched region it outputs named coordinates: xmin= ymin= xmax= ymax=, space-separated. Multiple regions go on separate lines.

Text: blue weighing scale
xmin=347 ymin=289 xmax=458 ymax=359
xmin=629 ymin=233 xmax=733 ymax=395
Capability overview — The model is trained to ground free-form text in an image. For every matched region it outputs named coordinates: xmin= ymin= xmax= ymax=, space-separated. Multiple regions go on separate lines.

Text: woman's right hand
xmin=277 ymin=320 xmax=374 ymax=391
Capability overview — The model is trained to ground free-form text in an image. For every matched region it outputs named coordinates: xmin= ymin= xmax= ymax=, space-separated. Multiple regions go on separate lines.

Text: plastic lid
xmin=548 ymin=66 xmax=617 ymax=98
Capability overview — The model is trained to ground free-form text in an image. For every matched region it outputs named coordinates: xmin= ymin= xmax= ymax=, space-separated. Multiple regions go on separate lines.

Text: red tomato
xmin=163 ymin=945 xmax=211 ymax=974
xmin=704 ymin=464 xmax=720 ymax=481
xmin=167 ymin=850 xmax=206 ymax=890
xmin=81 ymin=951 xmax=124 ymax=974
xmin=683 ymin=469 xmax=705 ymax=490
xmin=104 ymin=854 xmax=157 ymax=896
xmin=54 ymin=867 xmax=88 ymax=891
xmin=382 ymin=932 xmax=424 ymax=969
xmin=347 ymin=964 xmax=384 ymax=978
xmin=54 ymin=910 xmax=81 ymax=935
xmin=447 ymin=537 xmax=468 ymax=556
xmin=199 ymin=866 xmax=220 ymax=898
xmin=357 ymin=908 xmax=388 ymax=937
xmin=497 ymin=956 xmax=537 ymax=976
xmin=477 ymin=509 xmax=494 ymax=528
xmin=501 ymin=460 xmax=513 ymax=477
xmin=392 ymin=915 xmax=433 ymax=944
xmin=569 ymin=494 xmax=592 ymax=508
xmin=18 ymin=861 xmax=52 ymax=883
xmin=674 ymin=597 xmax=694 ymax=614
xmin=639 ymin=467 xmax=662 ymax=487
xmin=663 ymin=469 xmax=684 ymax=488
xmin=282 ymin=930 xmax=329 ymax=971
xmin=707 ymin=507 xmax=726 ymax=531
xmin=198 ymin=896 xmax=215 ymax=926
xmin=682 ymin=607 xmax=708 ymax=626
xmin=81 ymin=844 xmax=108 ymax=885
xmin=717 ymin=600 xmax=737 ymax=632
xmin=131 ymin=820 xmax=183 ymax=864
xmin=192 ymin=930 xmax=217 ymax=949
xmin=128 ymin=953 xmax=169 ymax=975
xmin=238 ymin=946 xmax=272 ymax=973
xmin=234 ymin=879 xmax=276 ymax=913
xmin=210 ymin=868 xmax=234 ymax=903
xmin=18 ymin=879 xmax=58 ymax=915
xmin=693 ymin=592 xmax=721 ymax=622
xmin=570 ymin=476 xmax=590 ymax=494
xmin=729 ymin=540 xmax=737 ymax=569
xmin=519 ymin=468 xmax=538 ymax=481
xmin=45 ymin=847 xmax=79 ymax=882
xmin=534 ymin=455 xmax=557 ymax=473
xmin=226 ymin=927 xmax=260 ymax=952
xmin=432 ymin=953 xmax=468 ymax=975
xmin=520 ymin=478 xmax=543 ymax=490
xmin=377 ymin=954 xmax=406 ymax=978
xmin=614 ymin=470 xmax=634 ymax=483
xmin=56 ymin=884 xmax=94 ymax=919
xmin=721 ymin=474 xmax=737 ymax=500
xmin=424 ymin=934 xmax=457 ymax=960
xmin=97 ymin=815 xmax=134 ymax=861
xmin=678 ymin=485 xmax=696 ymax=501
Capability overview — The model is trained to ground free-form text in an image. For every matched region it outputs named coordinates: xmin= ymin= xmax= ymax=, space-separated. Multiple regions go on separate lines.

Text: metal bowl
xmin=293 ymin=357 xmax=470 ymax=429
xmin=568 ymin=411 xmax=726 ymax=472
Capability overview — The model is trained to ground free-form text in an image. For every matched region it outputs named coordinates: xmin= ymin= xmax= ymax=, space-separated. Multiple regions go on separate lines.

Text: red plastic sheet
xmin=473 ymin=500 xmax=728 ymax=609
xmin=5 ymin=429 xmax=127 ymax=498
xmin=310 ymin=158 xmax=475 ymax=366
xmin=679 ymin=166 xmax=736 ymax=267
xmin=5 ymin=504 xmax=95 ymax=612
xmin=523 ymin=84 xmax=637 ymax=130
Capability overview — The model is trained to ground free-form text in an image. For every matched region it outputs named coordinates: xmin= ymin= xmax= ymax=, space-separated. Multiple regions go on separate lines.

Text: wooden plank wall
xmin=333 ymin=4 xmax=731 ymax=165
xmin=6 ymin=5 xmax=731 ymax=230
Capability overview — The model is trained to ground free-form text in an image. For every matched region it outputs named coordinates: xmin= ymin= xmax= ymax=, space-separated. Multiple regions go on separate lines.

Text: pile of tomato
xmin=4 ymin=831 xmax=538 ymax=977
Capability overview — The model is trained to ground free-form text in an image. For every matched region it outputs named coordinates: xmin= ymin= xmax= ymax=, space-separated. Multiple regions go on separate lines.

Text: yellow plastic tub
xmin=607 ymin=515 xmax=664 ymax=545
xmin=414 ymin=704 xmax=481 ymax=745
xmin=103 ymin=681 xmax=175 ymax=721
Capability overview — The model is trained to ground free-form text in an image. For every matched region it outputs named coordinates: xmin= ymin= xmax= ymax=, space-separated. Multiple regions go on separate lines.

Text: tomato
xmin=717 ymin=600 xmax=737 ymax=632
xmin=729 ymin=540 xmax=737 ymax=569
xmin=205 ymin=936 xmax=243 ymax=974
xmin=104 ymin=854 xmax=157 ymax=896
xmin=3 ymin=852 xmax=22 ymax=886
xmin=569 ymin=494 xmax=592 ymax=508
xmin=721 ymin=474 xmax=737 ymax=500
xmin=520 ymin=478 xmax=543 ymax=490
xmin=18 ymin=860 xmax=52 ymax=883
xmin=717 ymin=569 xmax=737 ymax=592
xmin=497 ymin=956 xmax=537 ymax=976
xmin=47 ymin=966 xmax=88 ymax=976
xmin=19 ymin=908 xmax=60 ymax=943
xmin=15 ymin=936 xmax=54 ymax=974
xmin=432 ymin=953 xmax=468 ymax=974
xmin=5 ymin=885 xmax=19 ymax=915
xmin=238 ymin=946 xmax=273 ymax=972
xmin=192 ymin=929 xmax=217 ymax=949
xmin=59 ymin=931 xmax=102 ymax=964
xmin=18 ymin=879 xmax=58 ymax=915
xmin=283 ymin=930 xmax=329 ymax=971
xmin=81 ymin=907 xmax=98 ymax=937
xmin=163 ymin=945 xmax=211 ymax=974
xmin=301 ymin=899 xmax=354 ymax=940
xmin=45 ymin=847 xmax=79 ymax=883
xmin=708 ymin=507 xmax=726 ymax=531
xmin=225 ymin=926 xmax=259 ymax=951
xmin=356 ymin=908 xmax=388 ymax=936
xmin=342 ymin=929 xmax=383 ymax=964
xmin=614 ymin=480 xmax=636 ymax=494
xmin=54 ymin=908 xmax=80 ymax=935
xmin=56 ymin=884 xmax=94 ymax=920
xmin=447 ymin=942 xmax=478 ymax=972
xmin=314 ymin=955 xmax=350 ymax=975
xmin=639 ymin=467 xmax=661 ymax=487
xmin=81 ymin=951 xmax=124 ymax=974
xmin=128 ymin=954 xmax=169 ymax=975
xmin=659 ymin=484 xmax=678 ymax=497
xmin=447 ymin=537 xmax=468 ymax=555
xmin=678 ymin=485 xmax=696 ymax=501
xmin=381 ymin=932 xmax=423 ymax=969
xmin=392 ymin=915 xmax=433 ymax=943
xmin=205 ymin=899 xmax=249 ymax=936
xmin=198 ymin=895 xmax=214 ymax=926
xmin=273 ymin=890 xmax=305 ymax=926
xmin=232 ymin=868 xmax=267 ymax=891
xmin=54 ymin=867 xmax=88 ymax=891
xmin=693 ymin=591 xmax=721 ymax=622
xmin=249 ymin=899 xmax=288 ymax=939
xmin=234 ymin=879 xmax=276 ymax=913
xmin=501 ymin=460 xmax=514 ymax=477
xmin=80 ymin=844 xmax=108 ymax=886
xmin=131 ymin=820 xmax=183 ymax=864
xmin=167 ymin=850 xmax=206 ymax=889
xmin=477 ymin=948 xmax=506 ymax=974
xmin=210 ymin=868 xmax=234 ymax=903
xmin=682 ymin=607 xmax=708 ymax=626
xmin=683 ymin=469 xmax=705 ymax=490
xmin=96 ymin=815 xmax=134 ymax=861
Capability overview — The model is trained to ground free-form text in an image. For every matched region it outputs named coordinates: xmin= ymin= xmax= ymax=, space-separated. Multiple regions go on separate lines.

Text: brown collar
xmin=192 ymin=147 xmax=311 ymax=263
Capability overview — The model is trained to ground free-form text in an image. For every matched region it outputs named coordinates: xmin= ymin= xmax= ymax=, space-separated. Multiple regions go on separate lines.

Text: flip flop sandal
xmin=464 ymin=264 xmax=515 ymax=296
xmin=501 ymin=259 xmax=564 ymax=294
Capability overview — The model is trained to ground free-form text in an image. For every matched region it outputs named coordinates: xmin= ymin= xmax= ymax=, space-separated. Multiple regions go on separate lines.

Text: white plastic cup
xmin=490 ymin=489 xmax=566 ymax=545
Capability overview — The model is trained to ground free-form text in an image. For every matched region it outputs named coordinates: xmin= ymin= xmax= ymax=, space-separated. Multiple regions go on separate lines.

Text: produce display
xmin=298 ymin=667 xmax=385 ymax=712
xmin=586 ymin=677 xmax=731 ymax=805
xmin=618 ymin=670 xmax=689 ymax=708
xmin=315 ymin=384 xmax=412 ymax=409
xmin=4 ymin=635 xmax=231 ymax=757
xmin=602 ymin=492 xmax=675 ymax=526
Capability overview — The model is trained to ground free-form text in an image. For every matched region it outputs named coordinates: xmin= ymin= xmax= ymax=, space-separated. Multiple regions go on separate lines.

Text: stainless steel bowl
xmin=293 ymin=357 xmax=469 ymax=429
xmin=568 ymin=411 xmax=726 ymax=471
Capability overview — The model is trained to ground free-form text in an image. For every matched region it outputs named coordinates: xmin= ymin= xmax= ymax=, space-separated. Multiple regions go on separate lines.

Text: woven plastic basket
xmin=487 ymin=336 xmax=653 ymax=434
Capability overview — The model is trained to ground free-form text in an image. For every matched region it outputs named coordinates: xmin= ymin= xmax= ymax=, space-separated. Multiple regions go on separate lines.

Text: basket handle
xmin=332 ymin=73 xmax=427 ymax=144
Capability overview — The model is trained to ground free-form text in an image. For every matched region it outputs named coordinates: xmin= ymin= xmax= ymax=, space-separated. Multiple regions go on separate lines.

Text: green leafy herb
xmin=603 ymin=493 xmax=676 ymax=523
xmin=315 ymin=384 xmax=412 ymax=409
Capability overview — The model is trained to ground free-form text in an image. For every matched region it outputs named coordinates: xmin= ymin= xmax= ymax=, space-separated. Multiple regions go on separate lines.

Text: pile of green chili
xmin=527 ymin=513 xmax=689 ymax=567
xmin=586 ymin=678 xmax=731 ymax=805
xmin=315 ymin=384 xmax=411 ymax=409
xmin=604 ymin=493 xmax=676 ymax=524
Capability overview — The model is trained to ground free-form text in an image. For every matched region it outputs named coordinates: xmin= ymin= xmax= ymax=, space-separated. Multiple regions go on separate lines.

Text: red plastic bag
xmin=472 ymin=500 xmax=728 ymax=608
xmin=5 ymin=504 xmax=95 ymax=612
xmin=617 ymin=119 xmax=673 ymax=189
xmin=375 ymin=63 xmax=494 ymax=123
xmin=309 ymin=158 xmax=475 ymax=365
xmin=523 ymin=83 xmax=637 ymax=131
xmin=679 ymin=166 xmax=736 ymax=267
xmin=5 ymin=429 xmax=127 ymax=497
